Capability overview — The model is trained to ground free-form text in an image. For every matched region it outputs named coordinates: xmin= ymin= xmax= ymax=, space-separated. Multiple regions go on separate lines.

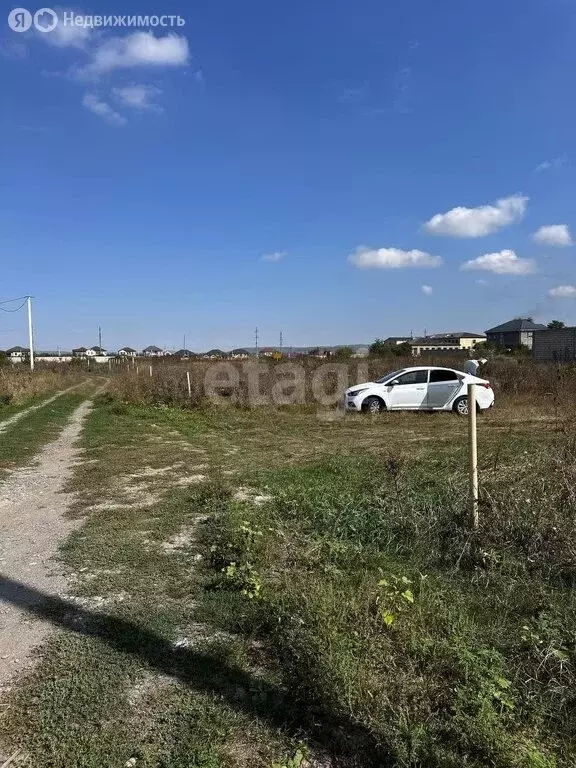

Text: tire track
xmin=0 ymin=381 xmax=88 ymax=435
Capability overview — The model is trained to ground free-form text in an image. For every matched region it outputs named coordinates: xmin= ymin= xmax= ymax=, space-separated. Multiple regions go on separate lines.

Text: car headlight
xmin=348 ymin=388 xmax=368 ymax=397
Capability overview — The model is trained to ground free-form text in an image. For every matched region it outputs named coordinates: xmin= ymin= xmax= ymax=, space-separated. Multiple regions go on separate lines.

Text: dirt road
xmin=0 ymin=395 xmax=95 ymax=690
xmin=0 ymin=381 xmax=87 ymax=435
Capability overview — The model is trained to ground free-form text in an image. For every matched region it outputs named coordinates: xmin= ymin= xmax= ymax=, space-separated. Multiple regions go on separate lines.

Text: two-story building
xmin=411 ymin=332 xmax=486 ymax=356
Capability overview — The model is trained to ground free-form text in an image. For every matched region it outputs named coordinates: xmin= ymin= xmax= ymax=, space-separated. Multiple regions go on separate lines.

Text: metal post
xmin=468 ymin=383 xmax=478 ymax=529
xmin=149 ymin=365 xmax=153 ymax=377
xmin=26 ymin=296 xmax=34 ymax=372
xmin=186 ymin=371 xmax=192 ymax=398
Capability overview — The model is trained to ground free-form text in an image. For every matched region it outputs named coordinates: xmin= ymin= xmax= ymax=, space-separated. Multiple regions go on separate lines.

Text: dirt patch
xmin=161 ymin=527 xmax=197 ymax=553
xmin=233 ymin=487 xmax=273 ymax=505
xmin=0 ymin=396 xmax=97 ymax=691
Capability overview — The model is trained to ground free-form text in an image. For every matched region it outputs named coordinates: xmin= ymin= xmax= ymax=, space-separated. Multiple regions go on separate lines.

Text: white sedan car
xmin=344 ymin=366 xmax=494 ymax=415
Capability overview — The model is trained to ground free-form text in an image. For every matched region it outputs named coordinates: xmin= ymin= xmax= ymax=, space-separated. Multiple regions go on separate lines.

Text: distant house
xmin=229 ymin=348 xmax=250 ymax=359
xmin=142 ymin=346 xmax=164 ymax=357
xmin=533 ymin=327 xmax=576 ymax=362
xmin=411 ymin=332 xmax=486 ymax=356
xmin=174 ymin=349 xmax=196 ymax=359
xmin=383 ymin=337 xmax=412 ymax=346
xmin=203 ymin=349 xmax=226 ymax=359
xmin=118 ymin=347 xmax=137 ymax=357
xmin=6 ymin=346 xmax=28 ymax=360
xmin=72 ymin=347 xmax=87 ymax=357
xmin=352 ymin=346 xmax=370 ymax=358
xmin=86 ymin=346 xmax=106 ymax=357
xmin=259 ymin=347 xmax=276 ymax=358
xmin=486 ymin=319 xmax=547 ymax=350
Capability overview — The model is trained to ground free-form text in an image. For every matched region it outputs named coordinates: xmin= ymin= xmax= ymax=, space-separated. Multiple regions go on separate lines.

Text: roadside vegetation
xmin=1 ymin=362 xmax=575 ymax=765
xmin=0 ymin=364 xmax=87 ymax=415
xmin=105 ymin=355 xmax=576 ymax=410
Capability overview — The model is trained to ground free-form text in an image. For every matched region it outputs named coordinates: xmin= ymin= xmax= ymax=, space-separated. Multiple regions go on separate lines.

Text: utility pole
xmin=26 ymin=296 xmax=34 ymax=372
xmin=279 ymin=330 xmax=283 ymax=355
xmin=255 ymin=327 xmax=259 ymax=358
xmin=98 ymin=326 xmax=102 ymax=350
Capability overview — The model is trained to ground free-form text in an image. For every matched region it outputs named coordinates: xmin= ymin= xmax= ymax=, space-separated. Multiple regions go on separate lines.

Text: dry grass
xmin=105 ymin=356 xmax=576 ymax=412
xmin=0 ymin=364 xmax=87 ymax=405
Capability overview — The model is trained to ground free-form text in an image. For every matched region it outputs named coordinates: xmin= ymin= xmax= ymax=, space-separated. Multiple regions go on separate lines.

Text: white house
xmin=6 ymin=346 xmax=28 ymax=362
xmin=118 ymin=347 xmax=138 ymax=357
xmin=142 ymin=345 xmax=164 ymax=357
xmin=86 ymin=346 xmax=106 ymax=357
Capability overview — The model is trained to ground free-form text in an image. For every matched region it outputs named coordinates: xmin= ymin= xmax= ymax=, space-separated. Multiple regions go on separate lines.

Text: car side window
xmin=394 ymin=370 xmax=428 ymax=385
xmin=429 ymin=369 xmax=459 ymax=383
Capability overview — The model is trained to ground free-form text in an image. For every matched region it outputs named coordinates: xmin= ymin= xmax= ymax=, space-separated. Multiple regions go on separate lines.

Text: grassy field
xmin=1 ymin=379 xmax=575 ymax=767
xmin=0 ymin=365 xmax=87 ymax=407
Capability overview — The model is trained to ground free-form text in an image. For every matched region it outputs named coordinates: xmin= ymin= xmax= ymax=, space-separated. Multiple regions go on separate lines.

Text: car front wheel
xmin=362 ymin=396 xmax=385 ymax=414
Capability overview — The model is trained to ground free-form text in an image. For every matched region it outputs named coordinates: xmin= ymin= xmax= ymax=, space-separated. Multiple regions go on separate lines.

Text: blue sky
xmin=1 ymin=0 xmax=576 ymax=351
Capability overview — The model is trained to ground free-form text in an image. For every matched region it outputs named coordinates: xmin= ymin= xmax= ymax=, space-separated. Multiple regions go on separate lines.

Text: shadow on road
xmin=0 ymin=573 xmax=389 ymax=767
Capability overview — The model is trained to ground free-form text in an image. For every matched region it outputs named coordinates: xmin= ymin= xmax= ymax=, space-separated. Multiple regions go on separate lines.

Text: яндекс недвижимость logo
xmin=8 ymin=7 xmax=58 ymax=32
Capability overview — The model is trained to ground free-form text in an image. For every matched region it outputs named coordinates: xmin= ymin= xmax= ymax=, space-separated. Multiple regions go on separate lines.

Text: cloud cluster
xmin=349 ymin=246 xmax=442 ymax=269
xmin=82 ymin=93 xmax=126 ymax=126
xmin=421 ymin=284 xmax=433 ymax=295
xmin=82 ymin=32 xmax=189 ymax=77
xmin=424 ymin=195 xmax=527 ymax=238
xmin=112 ymin=84 xmax=163 ymax=111
xmin=461 ymin=249 xmax=536 ymax=275
xmin=261 ymin=251 xmax=286 ymax=262
xmin=535 ymin=155 xmax=568 ymax=173
xmin=27 ymin=10 xmax=192 ymax=126
xmin=532 ymin=224 xmax=573 ymax=247
xmin=549 ymin=285 xmax=576 ymax=298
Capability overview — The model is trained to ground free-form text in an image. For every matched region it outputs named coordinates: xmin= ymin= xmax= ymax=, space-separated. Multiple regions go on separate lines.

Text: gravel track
xmin=0 ymin=381 xmax=87 ymax=435
xmin=0 ymin=394 xmax=96 ymax=690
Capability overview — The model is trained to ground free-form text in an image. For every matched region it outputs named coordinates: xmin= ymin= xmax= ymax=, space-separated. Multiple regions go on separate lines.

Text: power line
xmin=0 ymin=299 xmax=28 ymax=313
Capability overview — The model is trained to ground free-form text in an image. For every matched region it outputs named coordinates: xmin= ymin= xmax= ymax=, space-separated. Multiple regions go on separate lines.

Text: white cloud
xmin=82 ymin=93 xmax=126 ymax=126
xmin=84 ymin=32 xmax=189 ymax=76
xmin=475 ymin=279 xmax=489 ymax=286
xmin=421 ymin=284 xmax=433 ymax=295
xmin=349 ymin=246 xmax=443 ymax=269
xmin=549 ymin=285 xmax=576 ymax=298
xmin=424 ymin=194 xmax=528 ymax=238
xmin=532 ymin=224 xmax=573 ymax=247
xmin=112 ymin=84 xmax=162 ymax=111
xmin=535 ymin=155 xmax=568 ymax=173
xmin=461 ymin=249 xmax=536 ymax=275
xmin=261 ymin=251 xmax=286 ymax=262
xmin=42 ymin=12 xmax=92 ymax=49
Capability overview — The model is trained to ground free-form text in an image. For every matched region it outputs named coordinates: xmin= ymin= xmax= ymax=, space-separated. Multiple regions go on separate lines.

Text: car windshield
xmin=376 ymin=369 xmax=406 ymax=384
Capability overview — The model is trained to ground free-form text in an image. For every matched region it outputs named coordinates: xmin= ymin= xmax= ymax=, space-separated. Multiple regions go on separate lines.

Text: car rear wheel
xmin=453 ymin=396 xmax=479 ymax=416
xmin=362 ymin=396 xmax=385 ymax=414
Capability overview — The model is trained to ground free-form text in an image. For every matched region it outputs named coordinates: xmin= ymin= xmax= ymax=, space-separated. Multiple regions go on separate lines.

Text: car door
xmin=386 ymin=369 xmax=429 ymax=409
xmin=426 ymin=368 xmax=463 ymax=409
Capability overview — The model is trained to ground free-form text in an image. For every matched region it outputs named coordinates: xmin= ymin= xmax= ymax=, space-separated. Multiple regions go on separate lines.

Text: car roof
xmin=400 ymin=366 xmax=458 ymax=372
